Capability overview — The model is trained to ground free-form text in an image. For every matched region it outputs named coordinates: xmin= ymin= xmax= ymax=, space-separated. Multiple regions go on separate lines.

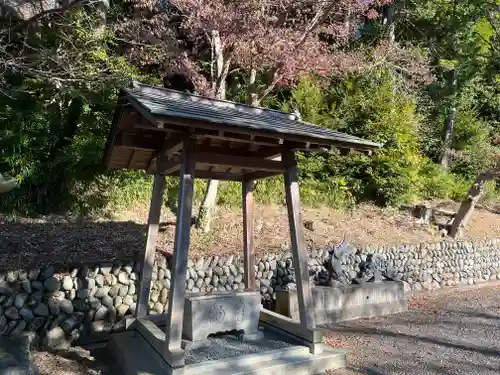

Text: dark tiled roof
xmin=124 ymin=84 xmax=381 ymax=149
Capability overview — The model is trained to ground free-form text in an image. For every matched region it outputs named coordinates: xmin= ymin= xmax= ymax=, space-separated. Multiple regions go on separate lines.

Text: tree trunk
xmin=440 ymin=107 xmax=456 ymax=168
xmin=440 ymin=69 xmax=457 ymax=169
xmin=95 ymin=0 xmax=109 ymax=37
xmin=196 ymin=30 xmax=227 ymax=233
xmin=448 ymin=169 xmax=498 ymax=238
xmin=383 ymin=3 xmax=395 ymax=43
xmin=248 ymin=68 xmax=259 ymax=106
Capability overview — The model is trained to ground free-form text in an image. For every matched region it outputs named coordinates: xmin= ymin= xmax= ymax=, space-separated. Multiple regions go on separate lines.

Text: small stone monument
xmin=183 ymin=291 xmax=263 ymax=345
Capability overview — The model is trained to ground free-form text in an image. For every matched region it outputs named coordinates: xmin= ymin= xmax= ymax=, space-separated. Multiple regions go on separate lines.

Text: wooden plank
xmin=195 ymin=152 xmax=286 ymax=172
xmin=243 ymin=180 xmax=256 ymax=290
xmin=282 ymin=151 xmax=315 ymax=329
xmin=164 ymin=136 xmax=196 ymax=353
xmin=136 ymin=165 xmax=166 ymax=317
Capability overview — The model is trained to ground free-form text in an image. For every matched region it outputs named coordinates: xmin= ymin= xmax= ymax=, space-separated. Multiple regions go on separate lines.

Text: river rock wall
xmin=0 ymin=239 xmax=499 ymax=347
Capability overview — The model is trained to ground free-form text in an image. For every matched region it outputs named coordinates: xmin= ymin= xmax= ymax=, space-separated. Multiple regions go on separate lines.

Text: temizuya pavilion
xmin=103 ymin=82 xmax=380 ymax=375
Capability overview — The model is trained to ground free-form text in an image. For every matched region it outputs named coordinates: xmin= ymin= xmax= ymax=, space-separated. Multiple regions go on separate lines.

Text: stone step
xmin=184 ymin=345 xmax=310 ymax=374
xmin=109 ymin=330 xmax=347 ymax=375
xmin=185 ymin=345 xmax=346 ymax=375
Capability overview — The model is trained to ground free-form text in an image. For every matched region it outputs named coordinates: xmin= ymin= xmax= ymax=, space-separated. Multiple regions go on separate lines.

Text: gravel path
xmin=327 ymin=283 xmax=500 ymax=375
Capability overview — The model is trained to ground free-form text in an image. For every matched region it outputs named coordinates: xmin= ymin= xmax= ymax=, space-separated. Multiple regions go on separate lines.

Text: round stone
xmin=21 ymin=280 xmax=31 ymax=294
xmin=102 ymin=295 xmax=114 ymax=308
xmin=150 ymin=290 xmax=159 ymax=303
xmin=117 ymin=304 xmax=129 ymax=316
xmin=114 ymin=296 xmax=123 ymax=307
xmin=19 ymin=307 xmax=34 ymax=322
xmin=88 ymin=296 xmax=101 ymax=309
xmin=76 ymin=289 xmax=88 ymax=300
xmin=109 ymin=286 xmax=119 ymax=298
xmin=94 ymin=306 xmax=108 ymax=320
xmin=43 ymin=277 xmax=60 ymax=292
xmin=6 ymin=271 xmax=18 ymax=283
xmin=95 ymin=274 xmax=104 ymax=287
xmin=118 ymin=272 xmax=129 ymax=285
xmin=14 ymin=293 xmax=28 ymax=309
xmin=31 ymin=281 xmax=43 ymax=291
xmin=118 ymin=286 xmax=128 ymax=297
xmin=5 ymin=306 xmax=19 ymax=320
xmin=128 ymin=283 xmax=136 ymax=295
xmin=152 ymin=302 xmax=164 ymax=314
xmin=67 ymin=289 xmax=76 ymax=301
xmin=41 ymin=266 xmax=55 ymax=280
xmin=214 ymin=267 xmax=223 ymax=277
xmin=212 ymin=275 xmax=219 ymax=286
xmin=59 ymin=299 xmax=74 ymax=315
xmin=28 ymin=269 xmax=40 ymax=281
xmin=123 ymin=295 xmax=134 ymax=306
xmin=62 ymin=276 xmax=73 ymax=291
xmin=18 ymin=270 xmax=28 ymax=281
xmin=34 ymin=303 xmax=49 ymax=317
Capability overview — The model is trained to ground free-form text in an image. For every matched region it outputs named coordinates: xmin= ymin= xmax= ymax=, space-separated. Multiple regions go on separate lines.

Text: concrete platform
xmin=276 ymin=281 xmax=407 ymax=325
xmin=109 ymin=328 xmax=347 ymax=375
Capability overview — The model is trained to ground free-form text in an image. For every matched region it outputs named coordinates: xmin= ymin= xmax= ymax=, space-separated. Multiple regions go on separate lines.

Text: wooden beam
xmin=243 ymin=180 xmax=256 ymax=290
xmin=164 ymin=136 xmax=196 ymax=355
xmin=155 ymin=135 xmax=184 ymax=158
xmin=158 ymin=156 xmax=182 ymax=175
xmin=155 ymin=114 xmax=377 ymax=151
xmin=196 ymin=144 xmax=287 ymax=160
xmin=282 ymin=151 xmax=315 ymax=329
xmin=244 ymin=171 xmax=282 ymax=181
xmin=136 ymin=163 xmax=166 ymax=317
xmin=115 ymin=132 xmax=160 ymax=151
xmin=195 ymin=152 xmax=286 ymax=172
xmin=193 ymin=170 xmax=243 ymax=181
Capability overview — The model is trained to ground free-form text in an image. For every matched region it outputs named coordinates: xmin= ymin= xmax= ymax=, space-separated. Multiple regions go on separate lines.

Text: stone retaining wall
xmin=0 ymin=239 xmax=499 ymax=347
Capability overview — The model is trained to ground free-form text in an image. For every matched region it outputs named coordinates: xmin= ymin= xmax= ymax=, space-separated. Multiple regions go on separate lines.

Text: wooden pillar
xmin=164 ymin=137 xmax=196 ymax=358
xmin=242 ymin=180 xmax=256 ymax=290
xmin=282 ymin=151 xmax=315 ymax=329
xmin=137 ymin=163 xmax=166 ymax=317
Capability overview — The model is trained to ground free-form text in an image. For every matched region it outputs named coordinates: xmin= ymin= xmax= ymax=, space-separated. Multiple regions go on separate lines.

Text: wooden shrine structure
xmin=104 ymin=82 xmax=380 ymax=372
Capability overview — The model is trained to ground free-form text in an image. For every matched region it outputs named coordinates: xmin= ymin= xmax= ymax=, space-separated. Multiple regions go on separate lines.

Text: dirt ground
xmin=328 ymin=283 xmax=500 ymax=375
xmin=31 ymin=346 xmax=112 ymax=375
xmin=2 ymin=202 xmax=500 ymax=269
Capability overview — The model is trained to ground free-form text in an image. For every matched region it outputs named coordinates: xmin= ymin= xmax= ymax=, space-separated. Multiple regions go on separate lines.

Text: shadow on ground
xmin=327 ymin=285 xmax=500 ymax=375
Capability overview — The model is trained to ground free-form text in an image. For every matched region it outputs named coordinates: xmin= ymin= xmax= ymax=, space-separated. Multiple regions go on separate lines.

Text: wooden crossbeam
xmin=159 ymin=156 xmax=182 ymax=175
xmin=196 ymin=144 xmax=286 ymax=160
xmin=195 ymin=152 xmax=285 ymax=172
xmin=193 ymin=170 xmax=243 ymax=181
xmin=155 ymin=135 xmax=184 ymax=158
xmin=244 ymin=171 xmax=282 ymax=180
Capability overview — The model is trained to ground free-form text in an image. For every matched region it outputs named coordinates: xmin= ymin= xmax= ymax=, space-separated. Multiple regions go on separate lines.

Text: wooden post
xmin=164 ymin=137 xmax=196 ymax=358
xmin=242 ymin=180 xmax=256 ymax=290
xmin=282 ymin=151 xmax=315 ymax=329
xmin=136 ymin=163 xmax=166 ymax=317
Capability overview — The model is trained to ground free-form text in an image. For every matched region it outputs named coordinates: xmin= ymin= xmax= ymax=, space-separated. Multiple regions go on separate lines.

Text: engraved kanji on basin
xmin=183 ymin=291 xmax=261 ymax=342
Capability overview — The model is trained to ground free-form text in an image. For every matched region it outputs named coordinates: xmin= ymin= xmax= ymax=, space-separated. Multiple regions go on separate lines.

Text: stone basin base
xmin=276 ymin=281 xmax=407 ymax=325
xmin=183 ymin=291 xmax=262 ymax=342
